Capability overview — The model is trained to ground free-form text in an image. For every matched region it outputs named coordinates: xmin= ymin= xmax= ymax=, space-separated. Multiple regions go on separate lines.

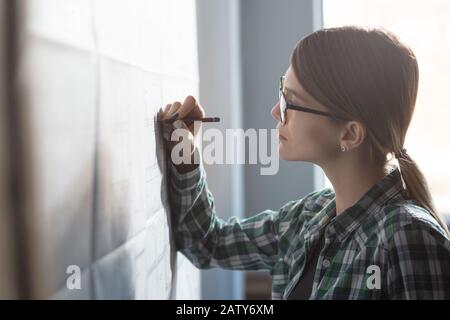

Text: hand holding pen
xmin=157 ymin=95 xmax=219 ymax=172
xmin=157 ymin=95 xmax=220 ymax=126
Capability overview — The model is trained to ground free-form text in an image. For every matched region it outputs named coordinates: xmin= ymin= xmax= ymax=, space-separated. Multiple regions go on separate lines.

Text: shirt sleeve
xmin=167 ymin=148 xmax=296 ymax=272
xmin=386 ymin=219 xmax=450 ymax=299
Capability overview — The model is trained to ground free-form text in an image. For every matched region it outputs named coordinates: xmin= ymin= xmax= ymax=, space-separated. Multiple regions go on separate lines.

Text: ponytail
xmin=396 ymin=150 xmax=450 ymax=238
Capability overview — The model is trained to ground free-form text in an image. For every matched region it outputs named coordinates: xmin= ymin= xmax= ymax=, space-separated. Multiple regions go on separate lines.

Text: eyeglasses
xmin=278 ymin=76 xmax=350 ymax=125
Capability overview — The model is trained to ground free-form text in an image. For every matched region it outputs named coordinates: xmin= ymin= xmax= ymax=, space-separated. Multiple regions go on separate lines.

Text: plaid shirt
xmin=168 ymin=153 xmax=450 ymax=300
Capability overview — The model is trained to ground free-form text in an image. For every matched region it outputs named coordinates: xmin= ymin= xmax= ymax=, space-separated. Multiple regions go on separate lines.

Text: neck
xmin=320 ymin=158 xmax=388 ymax=216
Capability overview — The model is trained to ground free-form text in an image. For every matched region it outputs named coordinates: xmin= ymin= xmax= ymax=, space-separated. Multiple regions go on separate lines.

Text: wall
xmin=0 ymin=0 xmax=20 ymax=299
xmin=195 ymin=0 xmax=324 ymax=299
xmin=196 ymin=0 xmax=245 ymax=300
xmin=18 ymin=0 xmax=201 ymax=299
xmin=2 ymin=0 xmax=325 ymax=300
xmin=240 ymin=0 xmax=323 ymax=298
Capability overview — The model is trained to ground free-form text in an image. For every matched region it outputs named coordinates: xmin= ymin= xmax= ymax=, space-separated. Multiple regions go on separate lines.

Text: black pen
xmin=159 ymin=116 xmax=220 ymax=123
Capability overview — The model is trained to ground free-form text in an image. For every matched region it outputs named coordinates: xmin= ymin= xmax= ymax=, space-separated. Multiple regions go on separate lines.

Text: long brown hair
xmin=290 ymin=25 xmax=449 ymax=237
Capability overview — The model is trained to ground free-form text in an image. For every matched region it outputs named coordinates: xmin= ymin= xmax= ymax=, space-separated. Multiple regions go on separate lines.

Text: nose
xmin=271 ymin=102 xmax=281 ymax=122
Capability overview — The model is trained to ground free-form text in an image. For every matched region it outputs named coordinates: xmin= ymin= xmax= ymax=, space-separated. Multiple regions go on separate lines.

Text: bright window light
xmin=323 ymin=0 xmax=450 ymax=216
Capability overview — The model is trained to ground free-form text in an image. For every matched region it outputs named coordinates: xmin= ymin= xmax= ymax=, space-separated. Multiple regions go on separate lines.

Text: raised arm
xmin=168 ymin=149 xmax=297 ymax=272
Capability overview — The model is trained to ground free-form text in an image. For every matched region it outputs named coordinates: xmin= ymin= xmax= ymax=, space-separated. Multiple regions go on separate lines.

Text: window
xmin=323 ymin=0 xmax=450 ymax=217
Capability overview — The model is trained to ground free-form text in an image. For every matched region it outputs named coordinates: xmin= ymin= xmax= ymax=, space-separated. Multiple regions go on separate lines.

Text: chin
xmin=279 ymin=145 xmax=306 ymax=161
xmin=279 ymin=144 xmax=295 ymax=161
xmin=283 ymin=155 xmax=302 ymax=161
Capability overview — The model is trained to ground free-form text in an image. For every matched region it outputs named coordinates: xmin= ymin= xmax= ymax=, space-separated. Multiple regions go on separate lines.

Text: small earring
xmin=341 ymin=145 xmax=346 ymax=152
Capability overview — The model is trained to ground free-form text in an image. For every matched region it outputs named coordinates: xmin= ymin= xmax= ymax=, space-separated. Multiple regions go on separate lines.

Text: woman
xmin=159 ymin=26 xmax=450 ymax=299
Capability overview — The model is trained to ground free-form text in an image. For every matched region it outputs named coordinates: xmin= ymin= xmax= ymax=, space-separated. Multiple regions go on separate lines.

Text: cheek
xmin=309 ymin=122 xmax=333 ymax=144
xmin=288 ymin=117 xmax=336 ymax=153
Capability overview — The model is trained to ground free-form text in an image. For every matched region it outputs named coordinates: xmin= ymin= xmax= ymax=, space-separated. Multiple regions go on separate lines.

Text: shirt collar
xmin=304 ymin=163 xmax=406 ymax=242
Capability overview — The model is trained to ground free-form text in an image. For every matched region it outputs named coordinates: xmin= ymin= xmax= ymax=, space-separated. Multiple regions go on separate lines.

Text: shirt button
xmin=322 ymin=259 xmax=331 ymax=268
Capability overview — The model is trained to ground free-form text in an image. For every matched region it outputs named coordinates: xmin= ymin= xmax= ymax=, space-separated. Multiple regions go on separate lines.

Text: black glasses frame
xmin=279 ymin=76 xmax=350 ymax=124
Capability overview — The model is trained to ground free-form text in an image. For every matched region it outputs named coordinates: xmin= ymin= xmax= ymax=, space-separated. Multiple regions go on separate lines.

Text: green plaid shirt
xmin=168 ymin=154 xmax=450 ymax=300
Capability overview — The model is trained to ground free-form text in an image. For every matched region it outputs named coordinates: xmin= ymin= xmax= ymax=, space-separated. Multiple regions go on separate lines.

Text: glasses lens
xmin=279 ymin=77 xmax=286 ymax=124
xmin=279 ymin=89 xmax=286 ymax=124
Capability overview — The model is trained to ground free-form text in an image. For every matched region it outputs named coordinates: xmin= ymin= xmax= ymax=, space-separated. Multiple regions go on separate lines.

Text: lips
xmin=279 ymin=133 xmax=287 ymax=141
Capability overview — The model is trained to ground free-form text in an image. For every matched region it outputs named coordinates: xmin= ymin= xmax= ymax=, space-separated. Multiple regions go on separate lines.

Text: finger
xmin=157 ymin=109 xmax=163 ymax=120
xmin=185 ymin=101 xmax=205 ymax=120
xmin=160 ymin=103 xmax=172 ymax=119
xmin=166 ymin=101 xmax=181 ymax=119
xmin=176 ymin=95 xmax=199 ymax=119
xmin=185 ymin=104 xmax=205 ymax=134
xmin=186 ymin=102 xmax=206 ymax=124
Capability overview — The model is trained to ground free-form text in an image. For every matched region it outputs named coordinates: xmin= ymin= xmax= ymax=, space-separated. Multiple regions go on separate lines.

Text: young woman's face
xmin=271 ymin=65 xmax=341 ymax=163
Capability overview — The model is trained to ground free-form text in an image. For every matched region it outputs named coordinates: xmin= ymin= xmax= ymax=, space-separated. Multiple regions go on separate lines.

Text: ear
xmin=339 ymin=120 xmax=367 ymax=150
